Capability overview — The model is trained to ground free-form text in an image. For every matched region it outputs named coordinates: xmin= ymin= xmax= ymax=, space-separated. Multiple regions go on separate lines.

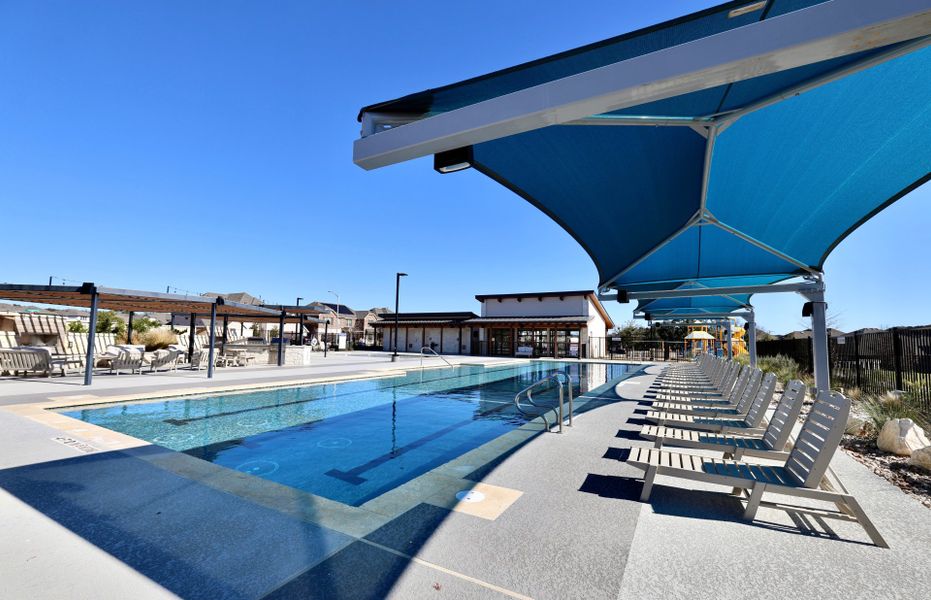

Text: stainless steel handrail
xmin=420 ymin=346 xmax=454 ymax=369
xmin=514 ymin=371 xmax=574 ymax=433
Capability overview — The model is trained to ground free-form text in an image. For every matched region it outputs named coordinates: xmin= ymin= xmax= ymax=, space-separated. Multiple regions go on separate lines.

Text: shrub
xmin=861 ymin=391 xmax=929 ymax=437
xmin=96 ymin=311 xmax=127 ymax=336
xmin=67 ymin=321 xmax=88 ymax=333
xmin=119 ymin=327 xmax=178 ymax=351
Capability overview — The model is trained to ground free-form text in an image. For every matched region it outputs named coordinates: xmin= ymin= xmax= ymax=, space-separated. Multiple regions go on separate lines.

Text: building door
xmin=490 ymin=328 xmax=513 ymax=356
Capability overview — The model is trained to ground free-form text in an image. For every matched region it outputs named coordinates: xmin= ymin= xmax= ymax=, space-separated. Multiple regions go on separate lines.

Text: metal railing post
xmin=557 ymin=384 xmax=564 ymax=433
xmin=892 ymin=327 xmax=903 ymax=391
xmin=853 ymin=331 xmax=862 ymax=389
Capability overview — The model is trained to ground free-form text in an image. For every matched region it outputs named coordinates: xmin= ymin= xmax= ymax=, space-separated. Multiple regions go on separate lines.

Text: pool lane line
xmin=359 ymin=538 xmax=533 ymax=600
xmin=324 ymin=399 xmax=524 ymax=485
xmin=158 ymin=366 xmax=565 ymax=426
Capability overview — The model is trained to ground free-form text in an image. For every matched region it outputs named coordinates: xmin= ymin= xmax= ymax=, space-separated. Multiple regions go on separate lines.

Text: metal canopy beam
xmin=600 ymin=280 xmax=822 ymax=302
xmin=354 ymin=0 xmax=931 ymax=169
xmin=635 ymin=311 xmax=752 ymax=320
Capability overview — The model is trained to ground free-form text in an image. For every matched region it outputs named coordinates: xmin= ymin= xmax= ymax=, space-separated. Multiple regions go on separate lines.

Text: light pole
xmin=391 ymin=272 xmax=407 ymax=362
xmin=328 ymin=290 xmax=340 ymax=349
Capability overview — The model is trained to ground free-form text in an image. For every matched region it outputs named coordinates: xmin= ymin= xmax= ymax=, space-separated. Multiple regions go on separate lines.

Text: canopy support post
xmin=277 ymin=311 xmax=286 ymax=366
xmin=207 ymin=302 xmax=217 ymax=379
xmin=747 ymin=311 xmax=758 ymax=368
xmin=221 ymin=315 xmax=229 ymax=354
xmin=83 ymin=283 xmax=98 ymax=386
xmin=725 ymin=318 xmax=733 ymax=358
xmin=803 ymin=287 xmax=830 ymax=393
xmin=127 ymin=311 xmax=134 ymax=345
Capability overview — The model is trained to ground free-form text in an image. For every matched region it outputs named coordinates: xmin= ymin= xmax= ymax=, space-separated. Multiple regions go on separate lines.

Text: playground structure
xmin=684 ymin=320 xmax=747 ymax=358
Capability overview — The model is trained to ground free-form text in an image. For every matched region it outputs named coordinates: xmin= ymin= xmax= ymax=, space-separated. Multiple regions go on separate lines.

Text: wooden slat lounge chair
xmin=640 ymin=380 xmax=807 ymax=460
xmin=654 ymin=358 xmax=732 ymax=392
xmin=628 ymin=389 xmax=888 ymax=548
xmin=643 ymin=372 xmax=776 ymax=434
xmin=0 ymin=348 xmax=65 ymax=377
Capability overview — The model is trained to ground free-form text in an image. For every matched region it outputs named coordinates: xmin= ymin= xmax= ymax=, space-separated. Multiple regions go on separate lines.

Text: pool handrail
xmin=420 ymin=346 xmax=454 ymax=369
xmin=514 ymin=371 xmax=574 ymax=433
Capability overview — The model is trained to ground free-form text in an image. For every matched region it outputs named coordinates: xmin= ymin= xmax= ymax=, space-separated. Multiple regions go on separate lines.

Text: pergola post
xmin=221 ymin=315 xmax=229 ymax=354
xmin=83 ymin=283 xmax=98 ymax=386
xmin=127 ymin=311 xmax=134 ymax=345
xmin=747 ymin=311 xmax=758 ymax=368
xmin=803 ymin=287 xmax=831 ymax=393
xmin=187 ymin=313 xmax=196 ymax=363
xmin=277 ymin=311 xmax=286 ymax=366
xmin=323 ymin=319 xmax=329 ymax=358
xmin=207 ymin=302 xmax=217 ymax=379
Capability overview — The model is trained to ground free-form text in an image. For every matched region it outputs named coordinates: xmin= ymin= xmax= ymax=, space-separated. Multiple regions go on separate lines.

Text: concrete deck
xmin=1 ymin=355 xmax=928 ymax=599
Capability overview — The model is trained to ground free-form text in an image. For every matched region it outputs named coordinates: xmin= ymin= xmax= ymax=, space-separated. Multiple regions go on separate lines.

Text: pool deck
xmin=1 ymin=353 xmax=929 ymax=599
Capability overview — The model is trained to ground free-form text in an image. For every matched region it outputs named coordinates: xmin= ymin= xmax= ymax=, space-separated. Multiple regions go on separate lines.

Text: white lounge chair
xmin=105 ymin=350 xmax=143 ymax=375
xmin=629 ymin=389 xmax=888 ymax=547
xmin=146 ymin=348 xmax=182 ymax=372
xmin=643 ymin=372 xmax=776 ymax=434
xmin=640 ymin=380 xmax=807 ymax=460
xmin=650 ymin=368 xmax=762 ymax=415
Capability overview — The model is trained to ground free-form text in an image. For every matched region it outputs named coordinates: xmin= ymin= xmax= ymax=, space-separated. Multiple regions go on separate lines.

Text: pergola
xmin=354 ymin=0 xmax=931 ymax=391
xmin=0 ymin=283 xmax=280 ymax=384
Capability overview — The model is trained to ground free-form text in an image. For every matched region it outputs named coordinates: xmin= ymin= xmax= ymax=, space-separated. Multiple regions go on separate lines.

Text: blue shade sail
xmin=358 ymin=0 xmax=931 ymax=298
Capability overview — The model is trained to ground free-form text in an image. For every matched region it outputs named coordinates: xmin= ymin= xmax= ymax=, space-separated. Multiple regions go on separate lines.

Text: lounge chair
xmin=628 ymin=389 xmax=888 ymax=547
xmin=654 ymin=360 xmax=741 ymax=397
xmin=643 ymin=372 xmax=776 ymax=434
xmin=651 ymin=368 xmax=761 ymax=414
xmin=640 ymin=380 xmax=807 ymax=460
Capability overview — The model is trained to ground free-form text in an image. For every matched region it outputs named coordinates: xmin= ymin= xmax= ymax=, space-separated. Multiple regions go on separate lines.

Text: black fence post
xmin=892 ymin=327 xmax=903 ymax=391
xmin=853 ymin=331 xmax=862 ymax=389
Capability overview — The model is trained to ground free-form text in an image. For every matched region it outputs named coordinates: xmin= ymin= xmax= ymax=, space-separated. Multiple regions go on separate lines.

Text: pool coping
xmin=0 ymin=359 xmax=640 ymax=539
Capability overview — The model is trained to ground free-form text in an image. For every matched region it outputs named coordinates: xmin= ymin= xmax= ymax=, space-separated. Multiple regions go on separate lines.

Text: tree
xmin=129 ymin=316 xmax=161 ymax=336
xmin=95 ymin=311 xmax=127 ymax=336
xmin=67 ymin=321 xmax=88 ymax=333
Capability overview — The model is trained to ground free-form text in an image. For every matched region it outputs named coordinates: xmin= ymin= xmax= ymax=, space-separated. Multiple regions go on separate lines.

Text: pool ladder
xmin=514 ymin=372 xmax=573 ymax=433
xmin=420 ymin=346 xmax=454 ymax=369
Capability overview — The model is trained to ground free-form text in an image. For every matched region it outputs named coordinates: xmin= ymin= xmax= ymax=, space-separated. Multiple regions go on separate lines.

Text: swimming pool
xmin=61 ymin=361 xmax=640 ymax=506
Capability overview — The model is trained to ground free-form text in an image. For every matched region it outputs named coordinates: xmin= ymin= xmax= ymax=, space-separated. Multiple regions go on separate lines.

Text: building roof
xmin=475 ymin=290 xmax=614 ymax=329
xmin=311 ymin=302 xmax=356 ymax=316
xmin=462 ymin=316 xmax=590 ymax=325
xmin=372 ymin=312 xmax=477 ymax=326
xmin=203 ymin=291 xmax=263 ymax=305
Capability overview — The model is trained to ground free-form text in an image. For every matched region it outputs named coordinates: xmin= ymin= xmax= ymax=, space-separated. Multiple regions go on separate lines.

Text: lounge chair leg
xmin=743 ymin=483 xmax=765 ymax=520
xmin=842 ymin=495 xmax=889 ymax=548
xmin=640 ymin=466 xmax=657 ymax=502
xmin=653 ymin=438 xmax=662 ymax=449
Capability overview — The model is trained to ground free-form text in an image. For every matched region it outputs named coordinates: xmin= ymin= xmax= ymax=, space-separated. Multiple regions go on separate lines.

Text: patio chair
xmin=654 ymin=360 xmax=740 ymax=397
xmin=628 ymin=389 xmax=888 ymax=548
xmin=146 ymin=348 xmax=182 ymax=372
xmin=643 ymin=372 xmax=776 ymax=434
xmin=640 ymin=380 xmax=807 ymax=460
xmin=106 ymin=350 xmax=143 ymax=375
xmin=189 ymin=349 xmax=212 ymax=371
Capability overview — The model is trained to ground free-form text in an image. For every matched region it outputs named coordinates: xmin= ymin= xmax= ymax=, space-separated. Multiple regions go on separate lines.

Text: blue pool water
xmin=61 ymin=361 xmax=639 ymax=506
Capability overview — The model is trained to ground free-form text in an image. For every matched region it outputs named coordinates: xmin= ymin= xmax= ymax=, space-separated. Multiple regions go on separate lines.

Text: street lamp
xmin=328 ymin=290 xmax=340 ymax=349
xmin=391 ymin=272 xmax=407 ymax=362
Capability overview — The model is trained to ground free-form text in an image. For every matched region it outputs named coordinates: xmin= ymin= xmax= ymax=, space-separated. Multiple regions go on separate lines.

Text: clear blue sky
xmin=1 ymin=1 xmax=928 ymax=334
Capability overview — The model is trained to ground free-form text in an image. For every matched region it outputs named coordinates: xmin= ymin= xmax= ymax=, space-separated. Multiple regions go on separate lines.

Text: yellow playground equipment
xmin=684 ymin=320 xmax=747 ymax=357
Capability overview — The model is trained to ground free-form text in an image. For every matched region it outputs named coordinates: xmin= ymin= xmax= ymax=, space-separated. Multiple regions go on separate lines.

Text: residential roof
xmin=203 ymin=291 xmax=263 ymax=305
xmin=311 ymin=302 xmax=356 ymax=316
xmin=374 ymin=311 xmax=477 ymax=323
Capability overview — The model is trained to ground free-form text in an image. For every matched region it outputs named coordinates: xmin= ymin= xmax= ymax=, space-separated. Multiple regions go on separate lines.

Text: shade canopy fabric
xmin=356 ymin=0 xmax=931 ymax=295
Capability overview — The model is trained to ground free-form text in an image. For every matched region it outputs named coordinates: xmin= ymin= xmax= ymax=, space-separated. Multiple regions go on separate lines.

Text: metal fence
xmin=592 ymin=338 xmax=688 ymax=362
xmin=757 ymin=327 xmax=931 ymax=408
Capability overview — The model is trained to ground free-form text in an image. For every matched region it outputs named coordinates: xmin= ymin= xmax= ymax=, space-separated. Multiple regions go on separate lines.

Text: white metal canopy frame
xmin=353 ymin=0 xmax=931 ymax=393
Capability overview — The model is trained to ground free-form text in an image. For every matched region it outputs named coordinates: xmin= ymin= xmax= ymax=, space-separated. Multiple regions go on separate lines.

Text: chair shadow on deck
xmin=579 ymin=471 xmax=872 ymax=546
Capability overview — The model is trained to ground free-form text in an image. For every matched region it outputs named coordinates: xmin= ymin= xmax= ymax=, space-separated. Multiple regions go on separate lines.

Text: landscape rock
xmin=908 ymin=446 xmax=931 ymax=471
xmin=877 ymin=418 xmax=930 ymax=456
xmin=845 ymin=415 xmax=866 ymax=436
